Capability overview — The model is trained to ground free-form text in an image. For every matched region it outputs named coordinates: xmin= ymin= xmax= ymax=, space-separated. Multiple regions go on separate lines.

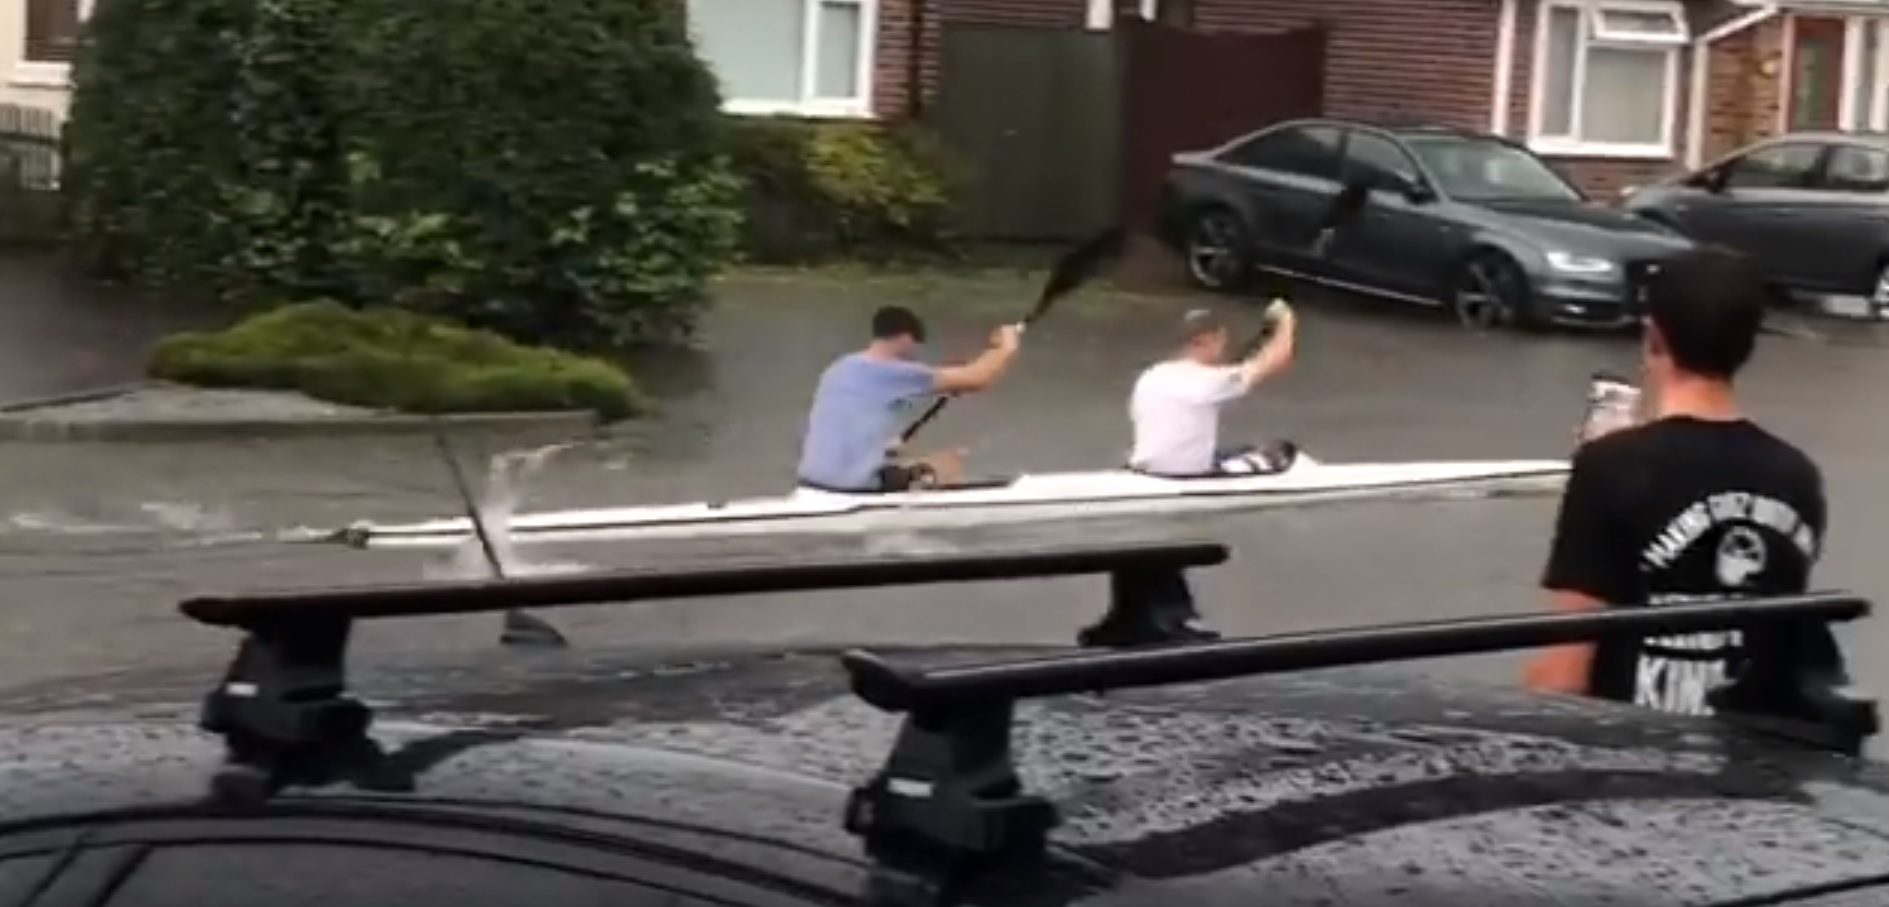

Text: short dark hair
xmin=1645 ymin=246 xmax=1768 ymax=380
xmin=1177 ymin=308 xmax=1228 ymax=344
xmin=871 ymin=305 xmax=926 ymax=343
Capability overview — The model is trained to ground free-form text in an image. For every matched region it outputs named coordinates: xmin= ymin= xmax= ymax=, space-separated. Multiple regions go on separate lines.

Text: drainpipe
xmin=907 ymin=0 xmax=929 ymax=118
xmin=1685 ymin=4 xmax=1781 ymax=169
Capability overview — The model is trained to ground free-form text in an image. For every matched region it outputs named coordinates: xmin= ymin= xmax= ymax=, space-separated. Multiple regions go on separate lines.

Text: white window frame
xmin=1841 ymin=17 xmax=1889 ymax=133
xmin=687 ymin=0 xmax=877 ymax=120
xmin=1527 ymin=0 xmax=1686 ymax=159
xmin=9 ymin=0 xmax=92 ymax=89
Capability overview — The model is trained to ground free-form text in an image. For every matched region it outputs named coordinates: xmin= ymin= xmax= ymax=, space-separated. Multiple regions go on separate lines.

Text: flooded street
xmin=4 ymin=268 xmax=1889 ymax=722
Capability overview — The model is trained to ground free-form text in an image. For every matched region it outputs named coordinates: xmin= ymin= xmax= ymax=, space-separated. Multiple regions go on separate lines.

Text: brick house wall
xmin=1700 ymin=16 xmax=1788 ymax=163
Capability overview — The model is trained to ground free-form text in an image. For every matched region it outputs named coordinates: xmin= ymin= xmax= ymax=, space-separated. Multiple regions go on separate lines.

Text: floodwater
xmin=3 ymin=264 xmax=1889 ymax=723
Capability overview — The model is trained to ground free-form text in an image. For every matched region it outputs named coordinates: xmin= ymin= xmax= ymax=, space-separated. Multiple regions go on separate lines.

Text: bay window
xmin=688 ymin=0 xmax=875 ymax=117
xmin=1530 ymin=0 xmax=1686 ymax=157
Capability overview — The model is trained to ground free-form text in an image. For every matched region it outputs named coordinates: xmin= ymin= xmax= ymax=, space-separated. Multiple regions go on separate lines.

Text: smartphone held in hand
xmin=1579 ymin=372 xmax=1642 ymax=444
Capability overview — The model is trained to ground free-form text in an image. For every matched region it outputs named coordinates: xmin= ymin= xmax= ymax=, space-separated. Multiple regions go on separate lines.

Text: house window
xmin=688 ymin=0 xmax=874 ymax=117
xmin=1531 ymin=0 xmax=1686 ymax=157
xmin=24 ymin=0 xmax=88 ymax=64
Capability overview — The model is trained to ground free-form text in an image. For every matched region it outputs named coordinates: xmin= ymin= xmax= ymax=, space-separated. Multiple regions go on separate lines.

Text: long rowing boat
xmin=337 ymin=448 xmax=1570 ymax=549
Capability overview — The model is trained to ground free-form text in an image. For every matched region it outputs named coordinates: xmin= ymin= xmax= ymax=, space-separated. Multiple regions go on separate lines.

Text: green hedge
xmin=64 ymin=0 xmax=740 ymax=350
xmin=150 ymin=301 xmax=641 ymax=420
xmin=727 ymin=117 xmax=963 ymax=263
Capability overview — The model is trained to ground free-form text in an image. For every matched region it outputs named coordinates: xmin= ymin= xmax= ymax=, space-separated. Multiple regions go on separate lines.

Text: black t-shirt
xmin=1540 ymin=416 xmax=1826 ymax=714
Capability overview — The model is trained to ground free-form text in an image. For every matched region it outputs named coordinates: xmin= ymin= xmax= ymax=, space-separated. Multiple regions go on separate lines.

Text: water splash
xmin=431 ymin=442 xmax=595 ymax=580
xmin=4 ymin=500 xmax=242 ymax=538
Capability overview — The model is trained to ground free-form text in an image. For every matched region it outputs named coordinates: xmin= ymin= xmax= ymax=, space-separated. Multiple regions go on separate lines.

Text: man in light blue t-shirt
xmin=796 ymin=306 xmax=1022 ymax=492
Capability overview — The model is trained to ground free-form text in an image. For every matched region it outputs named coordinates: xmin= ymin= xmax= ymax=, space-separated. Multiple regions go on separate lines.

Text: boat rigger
xmin=334 ymin=449 xmax=1571 ymax=550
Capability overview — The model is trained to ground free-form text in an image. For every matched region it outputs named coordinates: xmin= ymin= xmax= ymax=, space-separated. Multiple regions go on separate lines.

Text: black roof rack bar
xmin=188 ymin=540 xmax=1228 ymax=806
xmin=843 ymin=593 xmax=1867 ymax=713
xmin=842 ymin=593 xmax=1877 ymax=904
xmin=180 ymin=540 xmax=1230 ymax=629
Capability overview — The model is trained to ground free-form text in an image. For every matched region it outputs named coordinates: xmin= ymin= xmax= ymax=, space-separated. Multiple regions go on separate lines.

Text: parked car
xmin=0 ymin=541 xmax=1884 ymax=905
xmin=1157 ymin=118 xmax=1694 ymax=330
xmin=1623 ymin=132 xmax=1889 ymax=319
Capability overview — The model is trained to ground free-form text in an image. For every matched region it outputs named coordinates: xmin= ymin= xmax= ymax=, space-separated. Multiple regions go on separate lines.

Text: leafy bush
xmin=727 ymin=117 xmax=962 ymax=263
xmin=65 ymin=0 xmax=740 ymax=349
xmin=149 ymin=301 xmax=641 ymax=420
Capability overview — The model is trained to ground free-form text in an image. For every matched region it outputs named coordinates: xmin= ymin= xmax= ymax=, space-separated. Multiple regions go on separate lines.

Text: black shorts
xmin=876 ymin=462 xmax=938 ymax=491
xmin=800 ymin=462 xmax=941 ymax=495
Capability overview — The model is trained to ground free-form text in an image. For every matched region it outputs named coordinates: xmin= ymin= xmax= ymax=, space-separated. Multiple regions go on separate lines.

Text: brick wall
xmin=1192 ymin=0 xmax=1496 ymax=130
xmin=1699 ymin=17 xmax=1786 ymax=163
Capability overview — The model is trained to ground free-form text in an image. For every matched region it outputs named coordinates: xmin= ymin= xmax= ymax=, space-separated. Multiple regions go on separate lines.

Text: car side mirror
xmin=1399 ymin=180 xmax=1435 ymax=204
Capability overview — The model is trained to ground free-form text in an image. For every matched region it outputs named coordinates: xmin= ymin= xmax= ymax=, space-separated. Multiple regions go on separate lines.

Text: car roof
xmin=8 ymin=642 xmax=1889 ymax=907
xmin=1773 ymin=130 xmax=1889 ymax=147
xmin=1255 ymin=117 xmax=1515 ymax=143
xmin=20 ymin=542 xmax=1881 ymax=906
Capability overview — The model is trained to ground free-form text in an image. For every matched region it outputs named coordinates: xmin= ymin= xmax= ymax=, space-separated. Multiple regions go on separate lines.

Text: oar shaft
xmin=434 ymin=432 xmax=508 ymax=580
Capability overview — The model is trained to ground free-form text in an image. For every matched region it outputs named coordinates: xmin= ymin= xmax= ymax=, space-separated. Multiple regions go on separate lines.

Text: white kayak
xmin=341 ymin=449 xmax=1570 ymax=549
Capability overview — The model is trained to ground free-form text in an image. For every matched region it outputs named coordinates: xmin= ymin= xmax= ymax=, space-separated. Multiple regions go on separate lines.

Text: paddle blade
xmin=1030 ymin=227 xmax=1127 ymax=322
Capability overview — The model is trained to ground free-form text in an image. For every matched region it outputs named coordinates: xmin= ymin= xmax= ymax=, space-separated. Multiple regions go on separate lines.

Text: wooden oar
xmin=900 ymin=227 xmax=1128 ymax=444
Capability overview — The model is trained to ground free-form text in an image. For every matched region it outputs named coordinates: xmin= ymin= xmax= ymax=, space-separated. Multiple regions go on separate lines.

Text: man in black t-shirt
xmin=1527 ymin=247 xmax=1827 ymax=715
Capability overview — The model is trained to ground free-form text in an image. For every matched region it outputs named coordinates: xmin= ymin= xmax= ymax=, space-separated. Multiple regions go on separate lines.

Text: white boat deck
xmin=350 ymin=455 xmax=1572 ymax=549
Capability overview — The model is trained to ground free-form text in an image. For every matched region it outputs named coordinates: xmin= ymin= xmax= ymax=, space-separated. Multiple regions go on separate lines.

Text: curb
xmin=0 ymin=382 xmax=157 ymax=415
xmin=0 ymin=383 xmax=601 ymax=442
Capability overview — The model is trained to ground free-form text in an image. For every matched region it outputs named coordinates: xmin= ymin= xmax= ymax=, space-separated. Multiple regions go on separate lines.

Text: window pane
xmin=24 ymin=0 xmax=81 ymax=64
xmin=1593 ymin=8 xmax=1683 ymax=40
xmin=692 ymin=0 xmax=803 ymax=103
xmin=815 ymin=1 xmax=861 ymax=99
xmin=1580 ymin=47 xmax=1666 ymax=143
xmin=1724 ymin=143 xmax=1823 ymax=189
xmin=1343 ymin=132 xmax=1420 ymax=190
xmin=1540 ymin=8 xmax=1581 ymax=136
xmin=1223 ymin=125 xmax=1341 ymax=179
xmin=1825 ymin=145 xmax=1889 ymax=193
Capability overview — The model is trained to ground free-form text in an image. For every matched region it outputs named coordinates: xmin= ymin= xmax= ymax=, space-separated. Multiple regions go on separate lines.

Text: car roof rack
xmin=839 ymin=594 xmax=1878 ymax=906
xmin=181 ymin=540 xmax=1228 ymax=805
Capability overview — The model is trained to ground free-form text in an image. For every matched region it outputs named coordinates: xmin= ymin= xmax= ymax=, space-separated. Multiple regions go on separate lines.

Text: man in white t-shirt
xmin=1128 ymin=302 xmax=1297 ymax=477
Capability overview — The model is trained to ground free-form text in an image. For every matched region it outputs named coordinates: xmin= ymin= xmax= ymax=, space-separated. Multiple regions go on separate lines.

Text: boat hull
xmin=346 ymin=456 xmax=1572 ymax=550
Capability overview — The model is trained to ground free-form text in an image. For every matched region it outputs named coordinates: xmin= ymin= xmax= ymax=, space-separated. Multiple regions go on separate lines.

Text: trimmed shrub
xmin=149 ymin=301 xmax=642 ymax=420
xmin=727 ymin=117 xmax=962 ymax=263
xmin=65 ymin=0 xmax=740 ymax=349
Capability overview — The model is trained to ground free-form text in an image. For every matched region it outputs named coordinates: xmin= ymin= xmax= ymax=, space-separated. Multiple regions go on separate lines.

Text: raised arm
xmin=1235 ymin=300 xmax=1297 ymax=390
xmin=933 ymin=325 xmax=1024 ymax=394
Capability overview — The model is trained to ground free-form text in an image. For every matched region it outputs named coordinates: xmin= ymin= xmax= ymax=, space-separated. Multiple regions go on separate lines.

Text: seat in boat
xmin=1129 ymin=440 xmax=1301 ymax=480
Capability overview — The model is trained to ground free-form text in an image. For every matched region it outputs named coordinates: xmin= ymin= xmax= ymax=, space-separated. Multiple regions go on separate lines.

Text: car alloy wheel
xmin=1184 ymin=209 xmax=1251 ymax=291
xmin=1451 ymin=254 xmax=1530 ymax=331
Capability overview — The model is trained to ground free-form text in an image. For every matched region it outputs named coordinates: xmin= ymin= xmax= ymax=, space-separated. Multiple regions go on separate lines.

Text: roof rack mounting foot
xmin=845 ymin=700 xmax=1059 ymax=907
xmin=499 ymin=609 xmax=568 ymax=648
xmin=1708 ymin=622 xmax=1880 ymax=757
xmin=1077 ymin=567 xmax=1220 ymax=649
xmin=199 ymin=616 xmax=406 ymax=805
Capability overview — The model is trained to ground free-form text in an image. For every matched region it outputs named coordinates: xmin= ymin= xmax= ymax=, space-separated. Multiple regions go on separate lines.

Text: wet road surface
xmin=4 ymin=266 xmax=1889 ymax=729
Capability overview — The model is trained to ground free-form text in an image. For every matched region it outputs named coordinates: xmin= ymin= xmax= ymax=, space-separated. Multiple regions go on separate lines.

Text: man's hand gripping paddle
xmin=899 ymin=227 xmax=1128 ymax=443
xmin=1234 ymin=183 xmax=1369 ymax=356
